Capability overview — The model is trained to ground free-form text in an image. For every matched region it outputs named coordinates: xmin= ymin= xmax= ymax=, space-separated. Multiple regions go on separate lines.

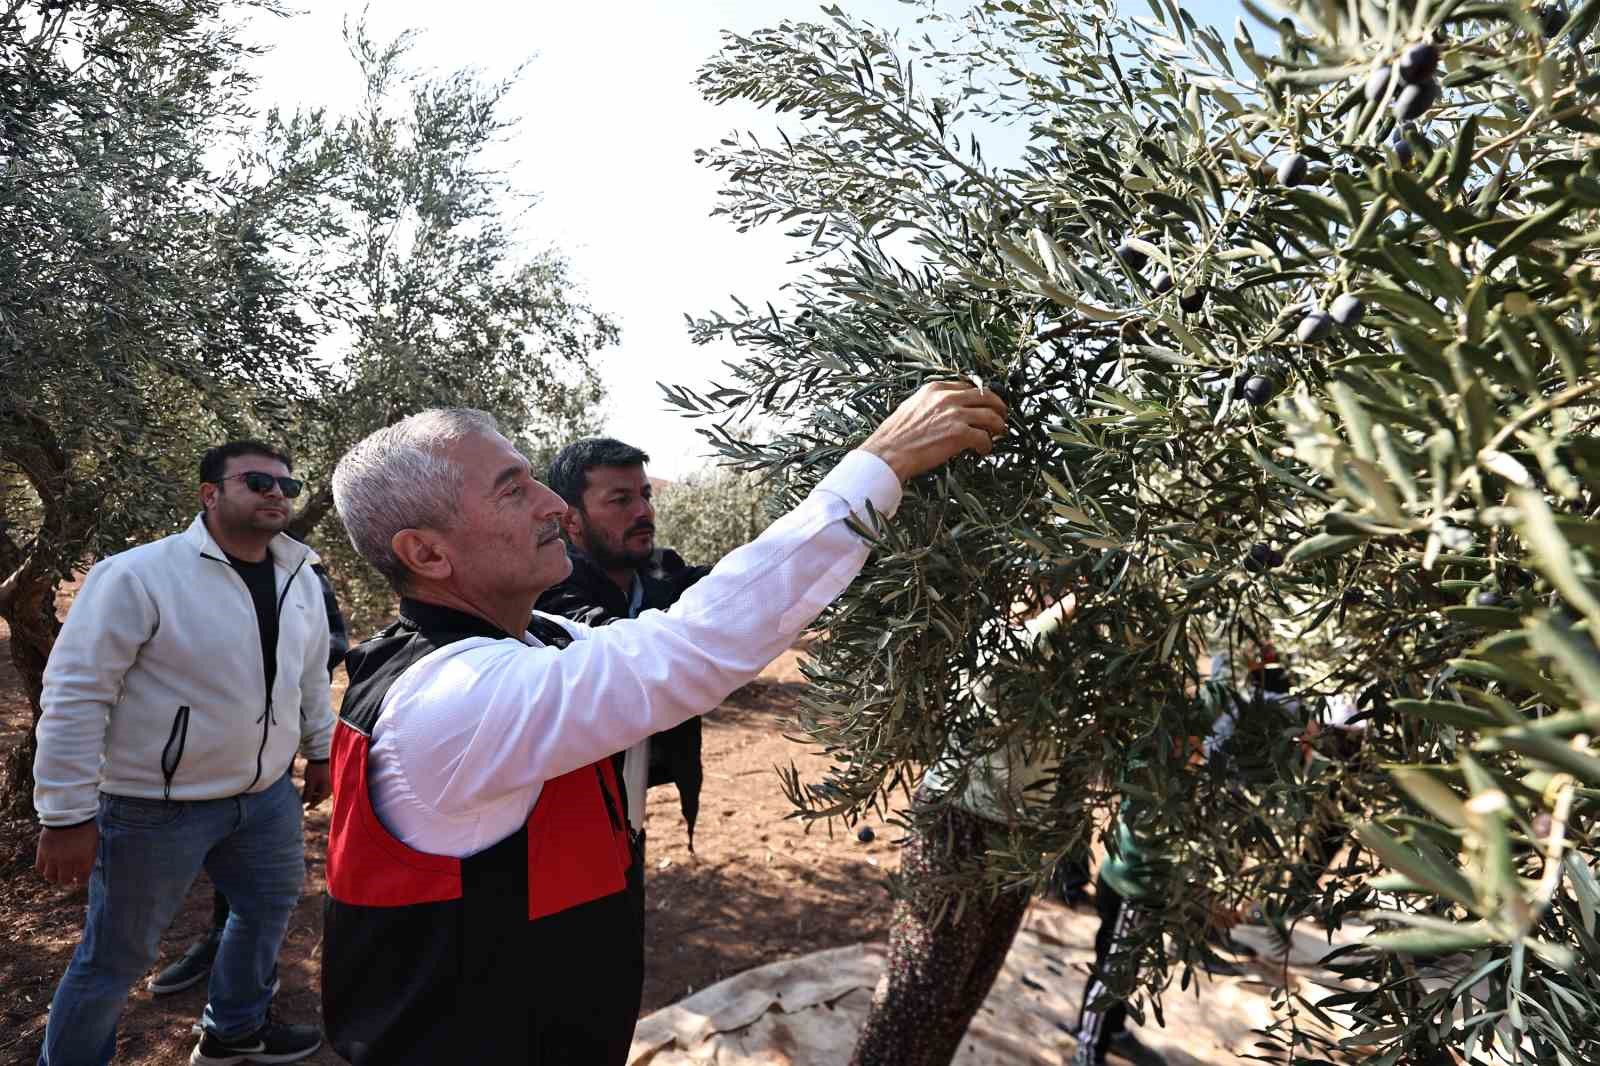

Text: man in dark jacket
xmin=536 ymin=438 xmax=709 ymax=853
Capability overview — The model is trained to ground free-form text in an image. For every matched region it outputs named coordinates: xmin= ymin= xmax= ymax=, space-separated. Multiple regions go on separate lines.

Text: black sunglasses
xmin=216 ymin=472 xmax=304 ymax=498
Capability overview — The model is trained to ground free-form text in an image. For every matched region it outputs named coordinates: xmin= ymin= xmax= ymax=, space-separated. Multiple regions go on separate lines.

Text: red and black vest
xmin=322 ymin=599 xmax=644 ymax=1065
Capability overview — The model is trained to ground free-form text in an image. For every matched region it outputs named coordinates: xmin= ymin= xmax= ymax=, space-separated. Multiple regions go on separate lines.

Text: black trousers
xmin=1073 ymin=874 xmax=1133 ymax=1065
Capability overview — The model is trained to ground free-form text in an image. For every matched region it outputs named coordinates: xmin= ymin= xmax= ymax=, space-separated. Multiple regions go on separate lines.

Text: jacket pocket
xmin=160 ymin=705 xmax=191 ymax=800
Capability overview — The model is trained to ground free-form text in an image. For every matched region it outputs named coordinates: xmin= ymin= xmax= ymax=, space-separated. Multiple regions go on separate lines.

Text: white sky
xmin=246 ymin=0 xmax=1241 ymax=478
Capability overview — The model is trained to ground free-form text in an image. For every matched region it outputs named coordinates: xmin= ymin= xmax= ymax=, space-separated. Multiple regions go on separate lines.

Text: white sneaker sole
xmin=189 ymin=1036 xmax=321 ymax=1065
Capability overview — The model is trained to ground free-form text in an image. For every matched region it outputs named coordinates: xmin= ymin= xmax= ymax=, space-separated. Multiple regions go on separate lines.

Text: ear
xmin=199 ymin=483 xmax=219 ymax=511
xmin=391 ymin=528 xmax=454 ymax=584
xmin=558 ymin=506 xmax=585 ymax=548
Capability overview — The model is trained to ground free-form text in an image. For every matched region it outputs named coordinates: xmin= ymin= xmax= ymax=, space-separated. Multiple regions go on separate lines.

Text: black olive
xmin=1398 ymin=42 xmax=1439 ymax=84
xmin=1330 ymin=294 xmax=1366 ymax=327
xmin=1297 ymin=310 xmax=1334 ymax=342
xmin=1539 ymin=2 xmax=1568 ymax=37
xmin=1241 ymin=375 xmax=1276 ymax=406
xmin=1393 ymin=79 xmax=1439 ymax=122
xmin=1243 ymin=543 xmax=1284 ymax=573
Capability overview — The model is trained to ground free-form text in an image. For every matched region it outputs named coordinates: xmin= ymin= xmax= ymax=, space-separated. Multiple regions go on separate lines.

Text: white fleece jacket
xmin=33 ymin=515 xmax=336 ymax=826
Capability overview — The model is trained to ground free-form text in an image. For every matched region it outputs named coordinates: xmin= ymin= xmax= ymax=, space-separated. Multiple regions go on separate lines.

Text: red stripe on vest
xmin=526 ymin=757 xmax=634 ymax=920
xmin=327 ymin=720 xmax=634 ymax=917
xmin=326 ymin=723 xmax=462 ymax=907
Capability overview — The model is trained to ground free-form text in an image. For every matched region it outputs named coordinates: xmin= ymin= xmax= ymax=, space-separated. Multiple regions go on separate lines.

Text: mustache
xmin=627 ymin=521 xmax=655 ymax=536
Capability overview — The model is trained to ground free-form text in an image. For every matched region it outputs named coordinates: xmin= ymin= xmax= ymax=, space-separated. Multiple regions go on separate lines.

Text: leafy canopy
xmin=691 ymin=0 xmax=1600 ymax=1060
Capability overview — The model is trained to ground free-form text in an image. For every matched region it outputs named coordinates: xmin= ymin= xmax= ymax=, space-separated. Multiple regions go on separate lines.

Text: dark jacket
xmin=311 ymin=562 xmax=350 ymax=676
xmin=536 ymin=547 xmax=710 ymax=848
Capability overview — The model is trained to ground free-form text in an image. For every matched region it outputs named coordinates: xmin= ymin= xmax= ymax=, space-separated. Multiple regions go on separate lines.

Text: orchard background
xmin=4 ymin=0 xmax=1600 ymax=1063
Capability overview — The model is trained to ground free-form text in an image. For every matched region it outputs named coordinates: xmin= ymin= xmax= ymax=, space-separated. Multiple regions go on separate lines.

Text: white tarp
xmin=630 ymin=903 xmax=1371 ymax=1066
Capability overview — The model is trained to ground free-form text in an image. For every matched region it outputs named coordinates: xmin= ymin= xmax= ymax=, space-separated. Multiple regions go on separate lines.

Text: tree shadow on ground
xmin=641 ymin=835 xmax=890 ymax=1010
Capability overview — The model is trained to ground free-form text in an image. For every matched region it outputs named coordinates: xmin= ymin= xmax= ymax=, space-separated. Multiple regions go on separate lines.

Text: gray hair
xmin=333 ymin=408 xmax=502 ymax=589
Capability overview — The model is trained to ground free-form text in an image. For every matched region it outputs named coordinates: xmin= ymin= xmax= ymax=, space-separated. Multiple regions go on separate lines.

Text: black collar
xmin=562 ymin=550 xmax=635 ymax=607
xmin=397 ymin=597 xmax=516 ymax=641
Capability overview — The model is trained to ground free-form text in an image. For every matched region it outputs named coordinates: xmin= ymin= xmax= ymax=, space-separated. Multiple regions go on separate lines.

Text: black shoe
xmin=1207 ymin=929 xmax=1258 ymax=958
xmin=150 ymin=929 xmax=223 ymax=995
xmin=190 ymin=1018 xmax=320 ymax=1065
xmin=1106 ymin=1030 xmax=1169 ymax=1066
xmin=1048 ymin=872 xmax=1094 ymax=908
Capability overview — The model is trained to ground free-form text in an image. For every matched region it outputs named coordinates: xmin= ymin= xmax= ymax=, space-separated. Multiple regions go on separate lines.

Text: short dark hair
xmin=545 ymin=437 xmax=650 ymax=508
xmin=200 ymin=440 xmax=293 ymax=485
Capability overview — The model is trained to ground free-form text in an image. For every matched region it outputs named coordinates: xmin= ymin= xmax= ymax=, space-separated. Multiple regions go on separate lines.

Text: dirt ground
xmin=0 ymin=633 xmax=899 ymax=1066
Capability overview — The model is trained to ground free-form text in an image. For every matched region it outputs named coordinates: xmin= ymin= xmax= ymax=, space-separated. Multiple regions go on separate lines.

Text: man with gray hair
xmin=320 ymin=382 xmax=1006 ymax=1065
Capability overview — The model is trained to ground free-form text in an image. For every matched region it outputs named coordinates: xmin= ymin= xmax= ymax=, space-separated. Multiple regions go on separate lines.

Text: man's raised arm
xmin=376 ymin=382 xmax=1007 ymax=819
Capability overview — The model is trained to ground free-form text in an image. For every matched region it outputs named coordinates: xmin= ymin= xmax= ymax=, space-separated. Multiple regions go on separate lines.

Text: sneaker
xmin=1106 ymin=1030 xmax=1169 ymax=1066
xmin=150 ymin=929 xmax=223 ymax=995
xmin=190 ymin=1018 xmax=321 ymax=1065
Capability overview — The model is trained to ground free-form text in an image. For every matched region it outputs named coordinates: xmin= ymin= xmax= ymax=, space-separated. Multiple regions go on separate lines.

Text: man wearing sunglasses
xmin=32 ymin=440 xmax=335 ymax=1066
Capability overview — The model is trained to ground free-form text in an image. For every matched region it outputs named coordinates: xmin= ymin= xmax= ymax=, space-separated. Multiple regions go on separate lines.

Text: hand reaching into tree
xmin=861 ymin=381 xmax=1009 ymax=482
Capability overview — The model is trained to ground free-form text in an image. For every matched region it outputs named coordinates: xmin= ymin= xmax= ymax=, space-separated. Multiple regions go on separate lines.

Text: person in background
xmin=536 ymin=438 xmax=709 ymax=860
xmin=1068 ymin=808 xmax=1173 ymax=1066
xmin=32 ymin=441 xmax=334 ymax=1066
xmin=849 ymin=593 xmax=1176 ymax=1066
xmin=1208 ymin=642 xmax=1366 ymax=906
xmin=147 ymin=546 xmax=348 ymax=999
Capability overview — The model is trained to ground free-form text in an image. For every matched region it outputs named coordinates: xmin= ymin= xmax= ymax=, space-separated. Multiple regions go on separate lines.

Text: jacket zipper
xmin=594 ymin=763 xmax=642 ymax=865
xmin=205 ymin=550 xmax=308 ymax=794
xmin=161 ymin=705 xmax=191 ymax=800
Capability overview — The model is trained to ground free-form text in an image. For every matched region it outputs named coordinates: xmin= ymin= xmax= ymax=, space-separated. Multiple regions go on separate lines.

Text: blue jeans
xmin=38 ymin=771 xmax=305 ymax=1066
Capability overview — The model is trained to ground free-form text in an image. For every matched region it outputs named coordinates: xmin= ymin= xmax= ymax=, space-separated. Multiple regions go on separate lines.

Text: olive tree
xmin=688 ymin=0 xmax=1600 ymax=1060
xmin=269 ymin=21 xmax=616 ymax=633
xmin=653 ymin=463 xmax=776 ymax=566
xmin=0 ymin=5 xmax=619 ymax=812
xmin=0 ymin=0 xmax=333 ymax=817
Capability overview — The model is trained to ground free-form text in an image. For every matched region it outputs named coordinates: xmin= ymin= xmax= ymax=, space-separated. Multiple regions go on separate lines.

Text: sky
xmin=246 ymin=0 xmax=1244 ymax=478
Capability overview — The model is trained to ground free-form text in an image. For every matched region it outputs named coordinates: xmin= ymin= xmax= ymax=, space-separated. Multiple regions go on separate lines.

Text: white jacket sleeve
xmin=34 ymin=559 xmax=159 ymax=826
xmin=297 ymin=572 xmax=335 ymax=761
xmin=380 ymin=450 xmax=901 ymax=819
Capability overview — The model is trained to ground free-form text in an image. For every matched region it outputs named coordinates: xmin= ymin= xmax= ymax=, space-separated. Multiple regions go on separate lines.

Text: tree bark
xmin=287 ymin=482 xmax=335 ymax=542
xmin=0 ymin=568 xmax=58 ymax=822
xmin=0 ymin=521 xmax=21 ymax=575
xmin=0 ymin=416 xmax=76 ymax=821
